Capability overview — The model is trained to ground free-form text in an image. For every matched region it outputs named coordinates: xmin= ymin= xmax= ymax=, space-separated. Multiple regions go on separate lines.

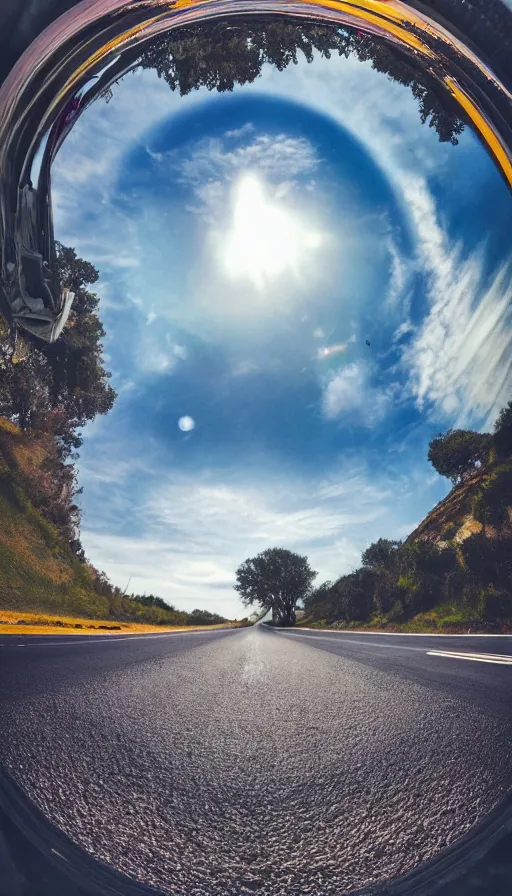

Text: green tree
xmin=361 ymin=538 xmax=401 ymax=571
xmin=234 ymin=547 xmax=317 ymax=626
xmin=1 ymin=243 xmax=116 ymax=458
xmin=330 ymin=568 xmax=374 ymax=623
xmin=0 ymin=243 xmax=116 ymax=555
xmin=138 ymin=19 xmax=464 ymax=144
xmin=38 ymin=242 xmax=116 ymax=458
xmin=0 ymin=321 xmax=53 ymax=431
xmin=303 ymin=579 xmax=333 ymax=618
xmin=396 ymin=540 xmax=457 ymax=616
xmin=188 ymin=608 xmax=228 ymax=625
xmin=372 ymin=568 xmax=400 ymax=615
xmin=427 ymin=429 xmax=491 ymax=483
xmin=493 ymin=402 xmax=512 ymax=459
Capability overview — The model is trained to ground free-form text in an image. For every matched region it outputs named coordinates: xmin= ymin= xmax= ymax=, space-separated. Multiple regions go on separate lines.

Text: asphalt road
xmin=0 ymin=625 xmax=512 ymax=896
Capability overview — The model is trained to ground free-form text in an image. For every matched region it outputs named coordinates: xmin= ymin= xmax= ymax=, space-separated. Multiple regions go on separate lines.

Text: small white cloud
xmin=172 ymin=344 xmax=188 ymax=360
xmin=322 ymin=362 xmax=391 ymax=427
xmin=224 ymin=123 xmax=255 ymax=140
xmin=137 ymin=335 xmax=188 ymax=375
xmin=231 ymin=360 xmax=258 ymax=377
xmin=145 ymin=146 xmax=164 ymax=163
xmin=144 ymin=352 xmax=173 ymax=373
xmin=146 ymin=312 xmax=156 ymax=325
xmin=178 ymin=416 xmax=195 ymax=432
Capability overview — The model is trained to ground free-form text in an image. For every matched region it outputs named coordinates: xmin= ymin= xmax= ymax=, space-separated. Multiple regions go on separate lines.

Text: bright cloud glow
xmin=222 ymin=173 xmax=323 ymax=291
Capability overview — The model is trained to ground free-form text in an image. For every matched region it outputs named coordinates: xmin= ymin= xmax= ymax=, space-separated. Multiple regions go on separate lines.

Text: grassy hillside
xmin=301 ymin=456 xmax=512 ymax=634
xmin=0 ymin=418 xmax=236 ymax=626
xmin=0 ymin=418 xmax=106 ymax=616
xmin=404 ymin=461 xmax=510 ymax=548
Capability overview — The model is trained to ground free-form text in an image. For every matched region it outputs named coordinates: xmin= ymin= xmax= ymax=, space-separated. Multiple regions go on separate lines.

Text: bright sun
xmin=222 ymin=173 xmax=322 ymax=291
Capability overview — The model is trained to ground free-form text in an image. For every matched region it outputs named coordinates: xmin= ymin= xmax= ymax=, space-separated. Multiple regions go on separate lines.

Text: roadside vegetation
xmin=0 ymin=609 xmax=245 ymax=636
xmin=0 ymin=416 xmax=236 ymax=627
xmin=236 ymin=405 xmax=512 ymax=633
xmin=0 ymin=246 xmax=235 ymax=628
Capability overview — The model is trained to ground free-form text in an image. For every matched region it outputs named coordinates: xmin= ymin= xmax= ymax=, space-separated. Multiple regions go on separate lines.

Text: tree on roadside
xmin=329 ymin=568 xmax=375 ymax=623
xmin=427 ymin=429 xmax=492 ymax=483
xmin=0 ymin=242 xmax=116 ymax=555
xmin=234 ymin=547 xmax=317 ymax=626
xmin=303 ymin=579 xmax=333 ymax=618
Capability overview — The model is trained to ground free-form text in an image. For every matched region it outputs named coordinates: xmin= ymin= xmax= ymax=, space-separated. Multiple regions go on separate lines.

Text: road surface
xmin=0 ymin=625 xmax=511 ymax=895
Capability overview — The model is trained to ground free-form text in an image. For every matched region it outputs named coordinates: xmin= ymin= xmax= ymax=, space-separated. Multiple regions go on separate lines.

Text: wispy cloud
xmin=385 ymin=235 xmax=411 ymax=311
xmin=397 ymin=173 xmax=512 ymax=428
xmin=280 ymin=52 xmax=511 ymax=430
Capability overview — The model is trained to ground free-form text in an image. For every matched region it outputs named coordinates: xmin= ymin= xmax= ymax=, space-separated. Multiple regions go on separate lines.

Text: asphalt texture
xmin=0 ymin=626 xmax=512 ymax=896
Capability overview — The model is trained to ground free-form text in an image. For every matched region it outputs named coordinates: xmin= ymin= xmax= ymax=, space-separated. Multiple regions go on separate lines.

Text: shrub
xmin=461 ymin=532 xmax=512 ymax=587
xmin=428 ymin=429 xmax=492 ymax=483
xmin=478 ymin=589 xmax=512 ymax=623
xmin=472 ymin=463 xmax=512 ymax=529
xmin=387 ymin=600 xmax=404 ymax=621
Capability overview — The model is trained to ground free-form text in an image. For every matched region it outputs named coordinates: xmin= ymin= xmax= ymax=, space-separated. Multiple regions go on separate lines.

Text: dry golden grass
xmin=0 ymin=418 xmax=47 ymax=469
xmin=0 ymin=609 xmax=242 ymax=636
xmin=0 ymin=513 xmax=73 ymax=584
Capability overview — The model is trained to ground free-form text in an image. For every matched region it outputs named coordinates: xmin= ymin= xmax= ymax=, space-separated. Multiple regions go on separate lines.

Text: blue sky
xmin=51 ymin=42 xmax=512 ymax=617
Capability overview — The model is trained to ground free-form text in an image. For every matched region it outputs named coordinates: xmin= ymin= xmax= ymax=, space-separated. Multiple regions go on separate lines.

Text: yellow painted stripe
xmin=445 ymin=76 xmax=512 ymax=187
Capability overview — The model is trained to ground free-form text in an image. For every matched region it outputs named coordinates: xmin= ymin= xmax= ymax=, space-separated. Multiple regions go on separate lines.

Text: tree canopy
xmin=361 ymin=538 xmax=401 ymax=570
xmin=138 ymin=19 xmax=465 ymax=144
xmin=234 ymin=547 xmax=317 ymax=626
xmin=0 ymin=242 xmax=116 ymax=554
xmin=427 ymin=429 xmax=491 ymax=483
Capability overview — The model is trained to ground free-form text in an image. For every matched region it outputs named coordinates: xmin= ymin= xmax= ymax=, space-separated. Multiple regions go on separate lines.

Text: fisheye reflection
xmin=0 ymin=2 xmax=511 ymax=896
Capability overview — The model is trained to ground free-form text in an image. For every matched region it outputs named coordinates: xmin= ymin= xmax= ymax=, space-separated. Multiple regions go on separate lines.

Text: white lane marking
xmin=294 ymin=627 xmax=512 ymax=638
xmin=274 ymin=630 xmax=512 ymax=659
xmin=428 ymin=650 xmax=512 ymax=665
xmin=428 ymin=651 xmax=512 ymax=660
xmin=274 ymin=631 xmax=425 ymax=652
xmin=1 ymin=629 xmax=236 ymax=647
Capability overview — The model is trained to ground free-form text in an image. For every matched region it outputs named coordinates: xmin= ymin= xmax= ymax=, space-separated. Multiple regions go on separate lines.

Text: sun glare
xmin=222 ymin=173 xmax=322 ymax=291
